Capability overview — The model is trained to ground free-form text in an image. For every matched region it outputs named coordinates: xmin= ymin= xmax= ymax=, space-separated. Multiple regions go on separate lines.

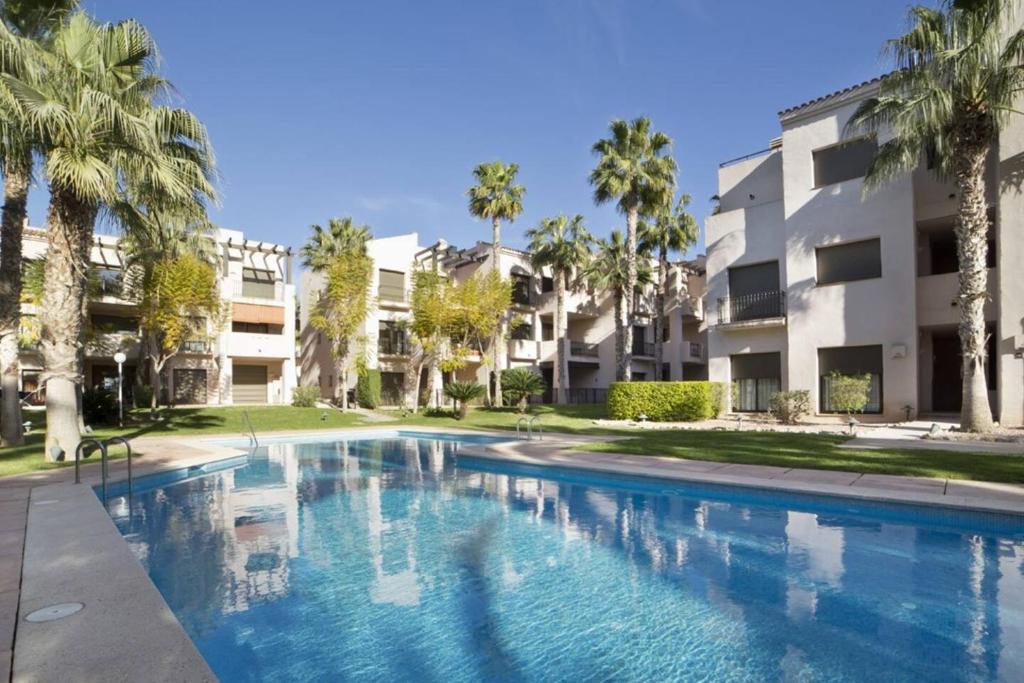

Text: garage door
xmin=233 ymin=365 xmax=268 ymax=404
xmin=173 ymin=369 xmax=207 ymax=404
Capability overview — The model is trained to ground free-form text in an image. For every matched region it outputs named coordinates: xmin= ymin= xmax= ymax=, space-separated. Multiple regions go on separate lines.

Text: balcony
xmin=631 ymin=341 xmax=655 ymax=358
xmin=227 ymin=331 xmax=291 ymax=358
xmin=569 ymin=340 xmax=600 ymax=358
xmin=378 ymin=335 xmax=409 ymax=356
xmin=180 ymin=340 xmax=210 ymax=354
xmin=716 ymin=290 xmax=787 ymax=329
xmin=508 ymin=339 xmax=539 ymax=361
xmin=233 ymin=280 xmax=285 ymax=302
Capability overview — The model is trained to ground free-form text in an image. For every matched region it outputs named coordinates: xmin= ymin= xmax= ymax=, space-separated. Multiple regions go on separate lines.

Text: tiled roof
xmin=777 ymin=75 xmax=886 ymax=119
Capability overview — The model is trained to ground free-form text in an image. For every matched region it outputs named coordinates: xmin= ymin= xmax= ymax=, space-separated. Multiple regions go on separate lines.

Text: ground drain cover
xmin=25 ymin=603 xmax=84 ymax=622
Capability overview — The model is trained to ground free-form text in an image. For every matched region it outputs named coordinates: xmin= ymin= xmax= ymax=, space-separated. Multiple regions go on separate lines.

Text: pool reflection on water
xmin=107 ymin=435 xmax=1024 ymax=682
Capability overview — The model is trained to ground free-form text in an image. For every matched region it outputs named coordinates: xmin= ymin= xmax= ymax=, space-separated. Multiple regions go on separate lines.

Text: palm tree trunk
xmin=613 ymin=291 xmax=626 ymax=381
xmin=653 ymin=250 xmax=667 ymax=381
xmin=555 ymin=270 xmax=568 ymax=404
xmin=0 ymin=166 xmax=30 ymax=447
xmin=491 ymin=217 xmax=504 ymax=407
xmin=41 ymin=188 xmax=98 ymax=461
xmin=954 ymin=139 xmax=995 ymax=432
xmin=622 ymin=204 xmax=638 ymax=381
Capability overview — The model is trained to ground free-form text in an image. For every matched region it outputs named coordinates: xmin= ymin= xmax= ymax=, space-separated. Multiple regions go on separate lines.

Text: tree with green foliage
xmin=846 ymin=0 xmax=1024 ymax=432
xmin=501 ymin=367 xmax=546 ymax=412
xmin=0 ymin=13 xmax=216 ymax=459
xmin=526 ymin=214 xmax=593 ymax=403
xmin=828 ymin=373 xmax=873 ymax=417
xmin=408 ymin=268 xmax=452 ymax=411
xmin=590 ymin=117 xmax=676 ymax=381
xmin=299 ymin=216 xmax=371 ymax=269
xmin=639 ymin=194 xmax=698 ymax=380
xmin=136 ymin=254 xmax=223 ymax=413
xmin=310 ymin=251 xmax=374 ymax=410
xmin=582 ymin=231 xmax=653 ymax=381
xmin=448 ymin=268 xmax=512 ymax=403
xmin=467 ymin=160 xmax=524 ymax=406
xmin=0 ymin=0 xmax=79 ymax=447
xmin=443 ymin=380 xmax=485 ymax=419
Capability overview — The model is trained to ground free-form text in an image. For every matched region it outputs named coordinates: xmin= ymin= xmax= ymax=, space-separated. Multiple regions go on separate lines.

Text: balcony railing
xmin=180 ymin=340 xmax=209 ymax=354
xmin=234 ymin=280 xmax=284 ymax=301
xmin=378 ymin=336 xmax=409 ymax=356
xmin=96 ymin=276 xmax=123 ymax=298
xmin=631 ymin=341 xmax=655 ymax=357
xmin=717 ymin=290 xmax=786 ymax=325
xmin=569 ymin=340 xmax=600 ymax=357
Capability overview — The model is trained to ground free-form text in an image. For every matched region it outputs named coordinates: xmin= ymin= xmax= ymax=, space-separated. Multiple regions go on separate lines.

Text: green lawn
xmin=2 ymin=404 xmax=1022 ymax=484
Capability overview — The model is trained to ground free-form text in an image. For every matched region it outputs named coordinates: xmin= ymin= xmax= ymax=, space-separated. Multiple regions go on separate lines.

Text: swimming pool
xmin=106 ymin=432 xmax=1024 ymax=681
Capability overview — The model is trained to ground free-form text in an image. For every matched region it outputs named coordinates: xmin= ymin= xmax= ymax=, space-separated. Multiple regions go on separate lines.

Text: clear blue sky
xmin=53 ymin=0 xmax=919 ymax=256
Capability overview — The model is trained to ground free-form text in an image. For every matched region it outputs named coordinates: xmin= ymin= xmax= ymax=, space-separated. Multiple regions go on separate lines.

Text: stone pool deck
xmin=1 ymin=426 xmax=1022 ymax=681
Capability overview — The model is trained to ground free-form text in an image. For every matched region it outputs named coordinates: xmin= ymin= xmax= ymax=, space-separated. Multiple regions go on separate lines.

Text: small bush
xmin=443 ymin=381 xmax=486 ymax=419
xmin=292 ymin=385 xmax=321 ymax=408
xmin=607 ymin=381 xmax=726 ymax=422
xmin=133 ymin=384 xmax=154 ymax=409
xmin=356 ymin=368 xmax=382 ymax=409
xmin=829 ymin=372 xmax=872 ymax=416
xmin=83 ymin=387 xmax=119 ymax=425
xmin=501 ymin=367 xmax=546 ymax=412
xmin=768 ymin=390 xmax=810 ymax=424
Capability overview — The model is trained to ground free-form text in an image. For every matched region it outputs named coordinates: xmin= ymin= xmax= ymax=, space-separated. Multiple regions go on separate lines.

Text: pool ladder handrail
xmin=74 ymin=437 xmax=133 ymax=503
xmin=242 ymin=409 xmax=259 ymax=448
xmin=515 ymin=415 xmax=543 ymax=441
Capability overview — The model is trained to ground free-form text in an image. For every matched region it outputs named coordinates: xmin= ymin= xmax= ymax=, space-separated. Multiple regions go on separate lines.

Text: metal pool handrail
xmin=74 ymin=439 xmax=106 ymax=486
xmin=74 ymin=437 xmax=135 ymax=504
xmin=515 ymin=416 xmax=529 ymax=440
xmin=105 ymin=437 xmax=133 ymax=499
xmin=528 ymin=415 xmax=542 ymax=441
xmin=242 ymin=410 xmax=259 ymax=447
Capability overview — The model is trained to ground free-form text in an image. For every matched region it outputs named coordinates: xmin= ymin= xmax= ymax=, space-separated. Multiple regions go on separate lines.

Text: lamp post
xmin=114 ymin=351 xmax=126 ymax=427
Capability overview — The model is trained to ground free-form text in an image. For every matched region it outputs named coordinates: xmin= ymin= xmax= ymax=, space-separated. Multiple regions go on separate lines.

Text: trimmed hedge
xmin=291 ymin=385 xmax=321 ymax=408
xmin=607 ymin=381 xmax=726 ymax=422
xmin=356 ymin=368 xmax=382 ymax=408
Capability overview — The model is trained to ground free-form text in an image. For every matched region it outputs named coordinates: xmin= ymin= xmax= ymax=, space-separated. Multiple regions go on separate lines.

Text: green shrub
xmin=768 ymin=390 xmax=810 ymax=424
xmin=709 ymin=382 xmax=726 ymax=417
xmin=133 ymin=384 xmax=154 ymax=409
xmin=356 ymin=368 xmax=382 ymax=408
xmin=292 ymin=385 xmax=321 ymax=408
xmin=443 ymin=381 xmax=486 ymax=419
xmin=607 ymin=381 xmax=725 ymax=422
xmin=828 ymin=372 xmax=872 ymax=416
xmin=83 ymin=387 xmax=119 ymax=425
xmin=501 ymin=367 xmax=546 ymax=412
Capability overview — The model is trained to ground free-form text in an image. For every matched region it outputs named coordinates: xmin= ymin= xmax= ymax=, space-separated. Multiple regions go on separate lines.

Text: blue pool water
xmin=106 ymin=432 xmax=1024 ymax=682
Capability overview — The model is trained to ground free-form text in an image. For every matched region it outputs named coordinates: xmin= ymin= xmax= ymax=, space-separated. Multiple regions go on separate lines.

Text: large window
xmin=723 ymin=261 xmax=783 ymax=323
xmin=378 ymin=320 xmax=407 ymax=355
xmin=816 ymin=238 xmax=882 ymax=285
xmin=233 ymin=321 xmax=283 ymax=334
xmin=813 ymin=137 xmax=877 ymax=187
xmin=378 ymin=270 xmax=405 ymax=302
xmin=511 ymin=273 xmax=531 ymax=305
xmin=731 ymin=352 xmax=781 ymax=412
xmin=818 ymin=345 xmax=883 ymax=414
xmin=90 ymin=314 xmax=138 ymax=333
xmin=241 ymin=268 xmax=277 ymax=299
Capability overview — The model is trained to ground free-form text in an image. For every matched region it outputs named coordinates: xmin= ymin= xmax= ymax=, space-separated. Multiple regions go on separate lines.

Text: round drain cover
xmin=25 ymin=602 xmax=84 ymax=623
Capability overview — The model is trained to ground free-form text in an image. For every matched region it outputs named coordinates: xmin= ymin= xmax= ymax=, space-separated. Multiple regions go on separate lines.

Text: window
xmin=632 ymin=372 xmax=647 ymax=381
xmin=378 ymin=270 xmax=405 ymax=302
xmin=378 ymin=320 xmax=407 ymax=355
xmin=724 ymin=261 xmax=782 ymax=322
xmin=241 ymin=268 xmax=277 ymax=298
xmin=816 ymin=238 xmax=882 ymax=285
xmin=95 ymin=267 xmax=122 ymax=296
xmin=233 ymin=321 xmax=282 ymax=334
xmin=661 ymin=363 xmax=670 ymax=380
xmin=661 ymin=317 xmax=670 ymax=342
xmin=818 ymin=345 xmax=882 ymax=414
xmin=728 ymin=261 xmax=779 ymax=297
xmin=90 ymin=314 xmax=138 ymax=333
xmin=511 ymin=273 xmax=531 ymax=305
xmin=731 ymin=352 xmax=781 ymax=412
xmin=511 ymin=323 xmax=533 ymax=341
xmin=541 ymin=276 xmax=554 ymax=293
xmin=813 ymin=137 xmax=877 ymax=187
xmin=541 ymin=322 xmax=554 ymax=341
xmin=632 ymin=326 xmax=652 ymax=357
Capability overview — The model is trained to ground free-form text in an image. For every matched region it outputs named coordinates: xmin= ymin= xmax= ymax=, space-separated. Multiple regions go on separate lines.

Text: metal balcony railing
xmin=378 ymin=336 xmax=409 ymax=356
xmin=631 ymin=341 xmax=655 ymax=357
xmin=569 ymin=340 xmax=600 ymax=357
xmin=180 ymin=340 xmax=209 ymax=353
xmin=717 ymin=290 xmax=786 ymax=325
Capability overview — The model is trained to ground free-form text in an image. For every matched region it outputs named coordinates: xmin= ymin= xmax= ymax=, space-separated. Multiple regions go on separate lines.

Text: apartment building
xmin=298 ymin=232 xmax=708 ymax=407
xmin=706 ymin=78 xmax=1024 ymax=424
xmin=17 ymin=226 xmax=297 ymax=407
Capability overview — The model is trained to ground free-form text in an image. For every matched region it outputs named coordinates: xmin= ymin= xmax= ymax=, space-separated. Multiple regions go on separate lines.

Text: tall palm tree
xmin=639 ymin=194 xmax=698 ymax=380
xmin=0 ymin=0 xmax=78 ymax=447
xmin=467 ymin=160 xmax=524 ymax=406
xmin=583 ymin=230 xmax=653 ymax=382
xmin=299 ymin=216 xmax=371 ymax=270
xmin=526 ymin=214 xmax=593 ymax=404
xmin=590 ymin=118 xmax=676 ymax=380
xmin=0 ymin=13 xmax=216 ymax=458
xmin=847 ymin=0 xmax=1024 ymax=432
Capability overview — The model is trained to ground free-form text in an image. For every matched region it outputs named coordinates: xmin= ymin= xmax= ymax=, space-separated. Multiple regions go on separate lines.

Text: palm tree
xmin=846 ymin=0 xmax=1024 ymax=432
xmin=639 ymin=194 xmax=698 ymax=380
xmin=0 ymin=0 xmax=78 ymax=447
xmin=589 ymin=118 xmax=676 ymax=380
xmin=467 ymin=160 xmax=524 ymax=407
xmin=299 ymin=216 xmax=371 ymax=270
xmin=526 ymin=214 xmax=593 ymax=404
xmin=0 ymin=14 xmax=216 ymax=458
xmin=583 ymin=231 xmax=653 ymax=381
